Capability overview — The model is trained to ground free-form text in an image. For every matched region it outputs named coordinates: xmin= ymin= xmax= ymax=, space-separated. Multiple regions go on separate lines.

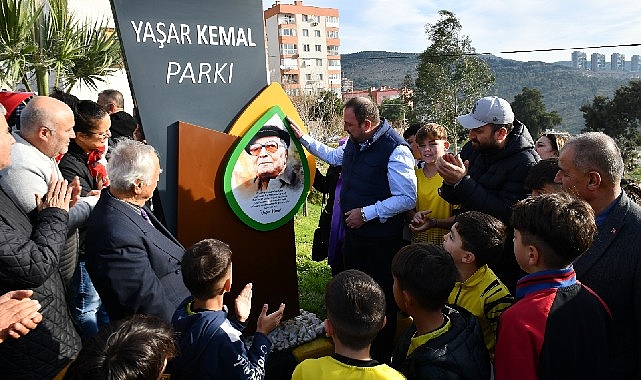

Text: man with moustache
xmin=289 ymin=96 xmax=417 ymax=363
xmin=436 ymin=96 xmax=538 ymax=291
xmin=245 ymin=125 xmax=301 ymax=192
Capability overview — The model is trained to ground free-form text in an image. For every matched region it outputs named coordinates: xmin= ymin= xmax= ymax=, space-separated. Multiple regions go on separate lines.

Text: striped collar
xmin=515 ymin=265 xmax=576 ymax=300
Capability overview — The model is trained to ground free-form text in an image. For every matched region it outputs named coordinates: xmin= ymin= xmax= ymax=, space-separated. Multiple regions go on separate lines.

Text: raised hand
xmin=285 ymin=116 xmax=304 ymax=139
xmin=436 ymin=153 xmax=469 ymax=185
xmin=256 ymin=302 xmax=285 ymax=335
xmin=234 ymin=283 xmax=253 ymax=323
xmin=68 ymin=176 xmax=82 ymax=208
xmin=36 ymin=177 xmax=72 ymax=212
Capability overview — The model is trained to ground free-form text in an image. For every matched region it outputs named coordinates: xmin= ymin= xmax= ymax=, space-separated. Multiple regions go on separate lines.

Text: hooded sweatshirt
xmin=170 ymin=296 xmax=272 ymax=380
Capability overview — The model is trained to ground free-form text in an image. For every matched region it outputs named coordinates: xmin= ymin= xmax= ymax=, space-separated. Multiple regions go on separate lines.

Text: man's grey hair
xmin=564 ymin=132 xmax=623 ymax=185
xmin=98 ymin=89 xmax=125 ymax=109
xmin=108 ymin=139 xmax=160 ymax=192
xmin=0 ymin=103 xmax=6 ymax=116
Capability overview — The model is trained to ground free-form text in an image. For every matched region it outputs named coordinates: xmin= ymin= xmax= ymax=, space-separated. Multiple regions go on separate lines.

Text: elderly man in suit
xmin=555 ymin=132 xmax=641 ymax=379
xmin=85 ymin=139 xmax=189 ymax=323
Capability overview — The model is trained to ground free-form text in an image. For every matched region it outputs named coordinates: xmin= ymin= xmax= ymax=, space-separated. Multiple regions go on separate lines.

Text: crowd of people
xmin=0 ymin=89 xmax=639 ymax=380
xmin=297 ymin=95 xmax=641 ymax=380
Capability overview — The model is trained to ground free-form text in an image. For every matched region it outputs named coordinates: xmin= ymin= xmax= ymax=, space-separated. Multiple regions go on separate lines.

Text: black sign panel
xmin=110 ymin=0 xmax=268 ymax=231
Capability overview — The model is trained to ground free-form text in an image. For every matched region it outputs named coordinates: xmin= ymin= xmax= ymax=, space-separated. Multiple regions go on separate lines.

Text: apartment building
xmin=264 ymin=1 xmax=341 ymax=96
xmin=632 ymin=55 xmax=641 ymax=72
xmin=591 ymin=53 xmax=606 ymax=71
xmin=611 ymin=53 xmax=625 ymax=71
xmin=571 ymin=51 xmax=587 ymax=70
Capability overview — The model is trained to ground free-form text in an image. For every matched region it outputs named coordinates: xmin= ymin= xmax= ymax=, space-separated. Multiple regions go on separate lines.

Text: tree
xmin=511 ymin=87 xmax=562 ymax=138
xmin=400 ymin=74 xmax=417 ymax=124
xmin=380 ymin=97 xmax=409 ymax=128
xmin=0 ymin=0 xmax=122 ymax=95
xmin=581 ymin=80 xmax=641 ymax=171
xmin=414 ymin=10 xmax=494 ymax=146
xmin=290 ymin=90 xmax=343 ymax=144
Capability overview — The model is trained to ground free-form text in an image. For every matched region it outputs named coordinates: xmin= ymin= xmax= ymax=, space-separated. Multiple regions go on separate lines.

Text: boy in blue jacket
xmin=170 ymin=239 xmax=285 ymax=379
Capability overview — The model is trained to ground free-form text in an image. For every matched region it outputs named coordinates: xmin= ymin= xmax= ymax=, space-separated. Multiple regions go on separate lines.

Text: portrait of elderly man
xmin=84 ymin=139 xmax=189 ymax=323
xmin=245 ymin=124 xmax=301 ymax=192
xmin=228 ymin=119 xmax=306 ymax=227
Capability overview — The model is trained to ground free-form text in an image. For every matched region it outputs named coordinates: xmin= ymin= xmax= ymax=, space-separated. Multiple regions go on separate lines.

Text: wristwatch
xmin=360 ymin=208 xmax=367 ymax=222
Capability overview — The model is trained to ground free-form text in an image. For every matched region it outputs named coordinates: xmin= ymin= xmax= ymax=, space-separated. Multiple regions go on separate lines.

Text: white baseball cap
xmin=456 ymin=96 xmax=514 ymax=129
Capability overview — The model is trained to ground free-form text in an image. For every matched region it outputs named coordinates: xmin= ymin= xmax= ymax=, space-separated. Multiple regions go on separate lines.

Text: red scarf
xmin=87 ymin=146 xmax=109 ymax=188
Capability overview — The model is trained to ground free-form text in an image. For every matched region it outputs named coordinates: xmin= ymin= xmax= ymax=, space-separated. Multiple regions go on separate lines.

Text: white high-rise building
xmin=571 ymin=51 xmax=587 ymax=70
xmin=264 ymin=1 xmax=341 ymax=96
xmin=611 ymin=53 xmax=625 ymax=71
xmin=631 ymin=55 xmax=640 ymax=72
xmin=591 ymin=53 xmax=605 ymax=71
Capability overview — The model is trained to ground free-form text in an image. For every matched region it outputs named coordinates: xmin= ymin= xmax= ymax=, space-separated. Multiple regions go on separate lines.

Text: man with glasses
xmin=97 ymin=89 xmax=137 ymax=139
xmin=245 ymin=125 xmax=301 ymax=192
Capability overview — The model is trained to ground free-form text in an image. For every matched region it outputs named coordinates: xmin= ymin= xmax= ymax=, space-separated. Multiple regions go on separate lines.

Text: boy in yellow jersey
xmin=292 ymin=270 xmax=405 ymax=380
xmin=408 ymin=123 xmax=454 ymax=245
xmin=443 ymin=211 xmax=513 ymax=359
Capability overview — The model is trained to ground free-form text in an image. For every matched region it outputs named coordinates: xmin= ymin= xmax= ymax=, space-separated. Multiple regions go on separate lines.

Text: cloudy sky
xmin=263 ymin=0 xmax=641 ymax=63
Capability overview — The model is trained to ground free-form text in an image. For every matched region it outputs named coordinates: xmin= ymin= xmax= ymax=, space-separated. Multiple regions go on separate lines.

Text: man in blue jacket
xmin=289 ymin=96 xmax=417 ymax=362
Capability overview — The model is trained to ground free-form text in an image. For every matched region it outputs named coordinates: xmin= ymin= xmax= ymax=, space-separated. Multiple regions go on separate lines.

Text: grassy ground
xmin=294 ymin=199 xmax=332 ymax=319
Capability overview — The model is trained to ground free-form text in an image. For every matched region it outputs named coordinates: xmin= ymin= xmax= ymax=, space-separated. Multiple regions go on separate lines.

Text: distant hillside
xmin=341 ymin=51 xmax=639 ymax=134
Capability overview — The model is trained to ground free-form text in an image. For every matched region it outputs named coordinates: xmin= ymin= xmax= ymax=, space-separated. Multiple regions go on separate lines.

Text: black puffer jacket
xmin=58 ymin=141 xmax=97 ymax=198
xmin=58 ymin=140 xmax=94 ymax=263
xmin=0 ymin=186 xmax=81 ymax=379
xmin=391 ymin=305 xmax=491 ymax=380
xmin=438 ymin=120 xmax=538 ymax=223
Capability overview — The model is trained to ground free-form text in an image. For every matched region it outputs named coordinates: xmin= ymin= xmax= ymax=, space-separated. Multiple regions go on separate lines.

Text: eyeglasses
xmin=84 ymin=129 xmax=111 ymax=138
xmin=248 ymin=141 xmax=282 ymax=156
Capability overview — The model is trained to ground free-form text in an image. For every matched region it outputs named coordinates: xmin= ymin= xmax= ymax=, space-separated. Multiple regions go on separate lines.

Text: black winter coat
xmin=391 ymin=305 xmax=491 ymax=380
xmin=58 ymin=141 xmax=96 ymax=197
xmin=438 ymin=120 xmax=538 ymax=223
xmin=0 ymin=186 xmax=81 ymax=379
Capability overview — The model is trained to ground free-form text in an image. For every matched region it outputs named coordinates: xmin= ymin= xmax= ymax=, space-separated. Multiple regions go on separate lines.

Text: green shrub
xmin=294 ymin=199 xmax=331 ymax=319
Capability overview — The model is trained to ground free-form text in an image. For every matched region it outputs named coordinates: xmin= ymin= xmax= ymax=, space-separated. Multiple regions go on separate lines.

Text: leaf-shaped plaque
xmin=223 ymin=105 xmax=310 ymax=231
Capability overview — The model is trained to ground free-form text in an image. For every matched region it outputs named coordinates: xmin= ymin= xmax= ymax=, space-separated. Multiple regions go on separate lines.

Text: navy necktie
xmin=140 ymin=208 xmax=153 ymax=226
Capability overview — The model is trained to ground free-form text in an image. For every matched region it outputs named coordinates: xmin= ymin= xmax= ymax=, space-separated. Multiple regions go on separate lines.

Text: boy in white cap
xmin=435 ymin=96 xmax=538 ymax=292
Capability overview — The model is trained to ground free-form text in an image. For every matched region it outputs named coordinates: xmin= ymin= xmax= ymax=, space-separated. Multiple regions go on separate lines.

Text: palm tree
xmin=0 ymin=0 xmax=122 ymax=95
xmin=0 ymin=0 xmax=42 ymax=88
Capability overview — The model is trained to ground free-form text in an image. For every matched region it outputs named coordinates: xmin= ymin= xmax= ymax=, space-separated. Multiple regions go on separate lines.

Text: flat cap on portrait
xmin=245 ymin=125 xmax=291 ymax=153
